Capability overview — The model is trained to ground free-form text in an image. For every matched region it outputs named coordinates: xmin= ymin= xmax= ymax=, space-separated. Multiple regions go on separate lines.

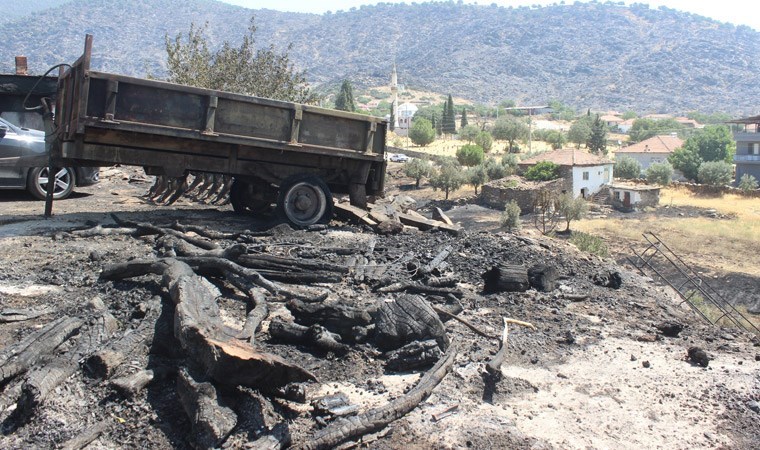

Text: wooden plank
xmin=398 ymin=212 xmax=462 ymax=235
xmin=334 ymin=203 xmax=378 ymax=226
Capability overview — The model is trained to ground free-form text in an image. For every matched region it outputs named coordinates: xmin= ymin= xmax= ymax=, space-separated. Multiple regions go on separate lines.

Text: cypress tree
xmin=335 ymin=79 xmax=355 ymax=112
xmin=442 ymin=94 xmax=456 ymax=134
xmin=460 ymin=107 xmax=468 ymax=128
xmin=587 ymin=114 xmax=608 ymax=155
xmin=389 ymin=100 xmax=396 ymax=132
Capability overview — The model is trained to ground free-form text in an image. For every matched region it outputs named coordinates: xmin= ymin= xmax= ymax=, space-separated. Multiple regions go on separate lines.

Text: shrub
xmin=500 ymin=199 xmax=521 ymax=231
xmin=430 ymin=161 xmax=465 ymax=199
xmin=569 ymin=231 xmax=609 ymax=257
xmin=466 ymin=164 xmax=489 ymax=195
xmin=614 ymin=156 xmax=642 ymax=179
xmin=554 ymin=193 xmax=588 ymax=232
xmin=738 ymin=173 xmax=759 ymax=191
xmin=483 ymin=157 xmax=512 ymax=180
xmin=409 ymin=118 xmax=435 ymax=146
xmin=475 ymin=131 xmax=493 ymax=153
xmin=698 ymin=161 xmax=733 ymax=187
xmin=404 ymin=158 xmax=434 ymax=188
xmin=646 ymin=162 xmax=674 ymax=185
xmin=524 ymin=161 xmax=560 ymax=181
xmin=456 ymin=144 xmax=485 ymax=167
xmin=459 ymin=124 xmax=480 ymax=142
xmin=501 ymin=153 xmax=518 ymax=170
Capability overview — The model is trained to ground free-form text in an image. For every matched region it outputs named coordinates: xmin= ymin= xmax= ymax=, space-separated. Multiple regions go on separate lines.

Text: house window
xmin=583 ymin=171 xmax=589 ymax=180
xmin=752 ymin=143 xmax=760 ymax=155
xmin=614 ymin=191 xmax=621 ymax=200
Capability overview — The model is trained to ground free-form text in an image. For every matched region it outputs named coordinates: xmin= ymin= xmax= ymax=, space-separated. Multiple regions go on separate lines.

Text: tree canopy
xmin=334 ymin=79 xmax=356 ymax=112
xmin=492 ymin=116 xmax=529 ymax=153
xmin=165 ymin=18 xmax=313 ymax=103
xmin=409 ymin=117 xmax=436 ymax=146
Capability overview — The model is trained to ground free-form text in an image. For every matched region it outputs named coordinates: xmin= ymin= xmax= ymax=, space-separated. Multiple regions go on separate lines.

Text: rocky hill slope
xmin=0 ymin=0 xmax=758 ymax=114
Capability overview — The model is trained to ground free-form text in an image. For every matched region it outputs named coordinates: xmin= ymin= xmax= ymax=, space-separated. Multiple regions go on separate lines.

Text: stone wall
xmin=480 ymin=177 xmax=565 ymax=213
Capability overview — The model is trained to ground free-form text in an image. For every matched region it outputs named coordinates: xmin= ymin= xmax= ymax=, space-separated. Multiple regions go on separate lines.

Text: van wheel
xmin=277 ymin=174 xmax=333 ymax=227
xmin=28 ymin=167 xmax=75 ymax=200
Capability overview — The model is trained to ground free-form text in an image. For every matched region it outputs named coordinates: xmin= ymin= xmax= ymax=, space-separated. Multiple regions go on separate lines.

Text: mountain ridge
xmin=0 ymin=0 xmax=757 ymax=115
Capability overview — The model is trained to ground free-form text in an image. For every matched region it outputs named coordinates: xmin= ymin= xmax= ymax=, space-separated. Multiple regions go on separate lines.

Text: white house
xmin=615 ymin=135 xmax=683 ymax=172
xmin=518 ymin=148 xmax=614 ymax=198
xmin=395 ymin=102 xmax=418 ymax=136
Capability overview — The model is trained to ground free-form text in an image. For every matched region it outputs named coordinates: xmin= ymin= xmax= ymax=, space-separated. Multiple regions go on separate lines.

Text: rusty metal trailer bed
xmin=47 ymin=35 xmax=387 ymax=226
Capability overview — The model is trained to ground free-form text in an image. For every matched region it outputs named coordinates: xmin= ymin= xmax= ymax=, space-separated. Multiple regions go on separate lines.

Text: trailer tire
xmin=230 ymin=179 xmax=275 ymax=215
xmin=277 ymin=174 xmax=333 ymax=227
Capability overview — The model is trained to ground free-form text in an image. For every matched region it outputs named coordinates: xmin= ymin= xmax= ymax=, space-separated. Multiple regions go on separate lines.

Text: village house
xmin=607 ymin=182 xmax=661 ymax=211
xmin=600 ymin=114 xmax=624 ymax=129
xmin=618 ymin=118 xmax=635 ymax=134
xmin=728 ymin=115 xmax=760 ymax=184
xmin=614 ymin=134 xmax=683 ymax=172
xmin=518 ymin=148 xmax=613 ymax=198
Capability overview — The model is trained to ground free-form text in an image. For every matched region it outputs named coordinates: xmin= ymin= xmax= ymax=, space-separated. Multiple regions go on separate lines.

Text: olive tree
xmin=404 ymin=158 xmax=434 ymax=188
xmin=698 ymin=161 xmax=733 ymax=187
xmin=646 ymin=162 xmax=674 ymax=185
xmin=614 ymin=156 xmax=642 ymax=179
xmin=430 ymin=160 xmax=465 ymax=200
xmin=165 ymin=18 xmax=313 ymax=103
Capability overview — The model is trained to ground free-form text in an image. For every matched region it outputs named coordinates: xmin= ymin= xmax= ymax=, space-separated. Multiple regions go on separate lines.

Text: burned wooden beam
xmin=84 ymin=297 xmax=161 ymax=380
xmin=0 ymin=307 xmax=54 ymax=324
xmin=177 ymin=368 xmax=237 ymax=449
xmin=374 ymin=295 xmax=449 ymax=351
xmin=110 ymin=366 xmax=176 ymax=398
xmin=286 ymin=299 xmax=372 ymax=339
xmin=269 ymin=318 xmax=350 ymax=355
xmin=0 ymin=316 xmax=83 ymax=384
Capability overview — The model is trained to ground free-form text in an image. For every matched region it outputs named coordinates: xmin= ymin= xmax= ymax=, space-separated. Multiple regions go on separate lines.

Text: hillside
xmin=0 ymin=1 xmax=758 ymax=114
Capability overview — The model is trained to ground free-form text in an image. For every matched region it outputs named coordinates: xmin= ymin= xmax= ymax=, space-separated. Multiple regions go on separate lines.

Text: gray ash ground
xmin=0 ymin=174 xmax=758 ymax=449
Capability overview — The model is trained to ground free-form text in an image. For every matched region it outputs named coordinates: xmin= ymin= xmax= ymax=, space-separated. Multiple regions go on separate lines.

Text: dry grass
xmin=575 ymin=186 xmax=760 ymax=277
xmin=392 ymin=134 xmax=553 ymax=159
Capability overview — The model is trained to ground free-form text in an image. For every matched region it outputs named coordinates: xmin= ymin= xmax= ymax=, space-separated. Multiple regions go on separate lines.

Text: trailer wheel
xmin=277 ymin=174 xmax=333 ymax=227
xmin=230 ymin=178 xmax=275 ymax=215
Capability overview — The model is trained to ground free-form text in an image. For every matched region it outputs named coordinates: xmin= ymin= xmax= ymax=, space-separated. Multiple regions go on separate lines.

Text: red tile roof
xmin=616 ymin=135 xmax=683 ymax=154
xmin=519 ymin=148 xmax=614 ymax=167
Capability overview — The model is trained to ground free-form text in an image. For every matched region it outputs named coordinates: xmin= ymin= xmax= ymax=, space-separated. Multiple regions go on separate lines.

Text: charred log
xmin=298 ymin=341 xmax=458 ymax=450
xmin=269 ymin=319 xmax=350 ymax=355
xmin=385 ymin=339 xmax=443 ymax=372
xmin=482 ymin=265 xmax=530 ymax=294
xmin=17 ymin=300 xmax=118 ymax=418
xmin=0 ymin=307 xmax=54 ymax=324
xmin=527 ymin=264 xmax=558 ymax=292
xmin=373 ymin=295 xmax=449 ymax=351
xmin=177 ymin=368 xmax=237 ymax=450
xmin=376 ymin=282 xmax=463 ymax=298
xmin=0 ymin=316 xmax=83 ymax=384
xmin=84 ymin=297 xmax=161 ymax=379
xmin=286 ymin=299 xmax=372 ymax=339
xmin=59 ymin=422 xmax=110 ymax=450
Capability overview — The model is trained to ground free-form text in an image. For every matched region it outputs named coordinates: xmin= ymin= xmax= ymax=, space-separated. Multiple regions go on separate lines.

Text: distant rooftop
xmin=519 ymin=148 xmax=613 ymax=167
xmin=616 ymin=135 xmax=683 ymax=154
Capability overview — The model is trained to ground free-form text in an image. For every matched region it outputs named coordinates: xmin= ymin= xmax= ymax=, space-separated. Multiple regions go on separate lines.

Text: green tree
xmin=466 ymin=164 xmax=489 ymax=195
xmin=459 ymin=124 xmax=480 ymax=142
xmin=622 ymin=110 xmax=638 ymax=120
xmin=669 ymin=146 xmax=702 ymax=181
xmin=698 ymin=161 xmax=733 ymax=186
xmin=334 ymin=79 xmax=356 ymax=112
xmin=686 ymin=125 xmax=735 ymax=163
xmin=568 ymin=116 xmax=593 ymax=149
xmin=409 ymin=118 xmax=436 ymax=146
xmin=646 ymin=162 xmax=674 ymax=185
xmin=554 ymin=193 xmax=588 ymax=232
xmin=524 ymin=161 xmax=561 ymax=181
xmin=404 ymin=158 xmax=434 ymax=188
xmin=456 ymin=144 xmax=485 ymax=167
xmin=165 ymin=18 xmax=313 ymax=102
xmin=614 ymin=156 xmax=642 ymax=179
xmin=546 ymin=130 xmax=567 ymax=150
xmin=587 ymin=114 xmax=608 ymax=155
xmin=548 ymin=100 xmax=576 ymax=121
xmin=475 ymin=131 xmax=493 ymax=153
xmin=389 ymin=100 xmax=396 ymax=132
xmin=442 ymin=94 xmax=457 ymax=134
xmin=483 ymin=157 xmax=512 ymax=180
xmin=430 ymin=161 xmax=465 ymax=200
xmin=501 ymin=199 xmax=521 ymax=231
xmin=460 ymin=107 xmax=468 ymax=128
xmin=492 ymin=116 xmax=529 ymax=153
xmin=628 ymin=118 xmax=682 ymax=143
xmin=738 ymin=173 xmax=759 ymax=191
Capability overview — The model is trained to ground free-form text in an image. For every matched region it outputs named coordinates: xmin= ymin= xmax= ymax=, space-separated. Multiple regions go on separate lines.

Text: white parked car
xmin=389 ymin=153 xmax=409 ymax=162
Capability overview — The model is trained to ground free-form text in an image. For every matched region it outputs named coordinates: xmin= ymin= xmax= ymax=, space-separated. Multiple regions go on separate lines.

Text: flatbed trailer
xmin=48 ymin=35 xmax=387 ymax=226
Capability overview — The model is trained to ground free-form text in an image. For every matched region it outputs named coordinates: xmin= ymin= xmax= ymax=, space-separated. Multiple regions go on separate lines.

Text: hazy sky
xmin=221 ymin=0 xmax=760 ymax=31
